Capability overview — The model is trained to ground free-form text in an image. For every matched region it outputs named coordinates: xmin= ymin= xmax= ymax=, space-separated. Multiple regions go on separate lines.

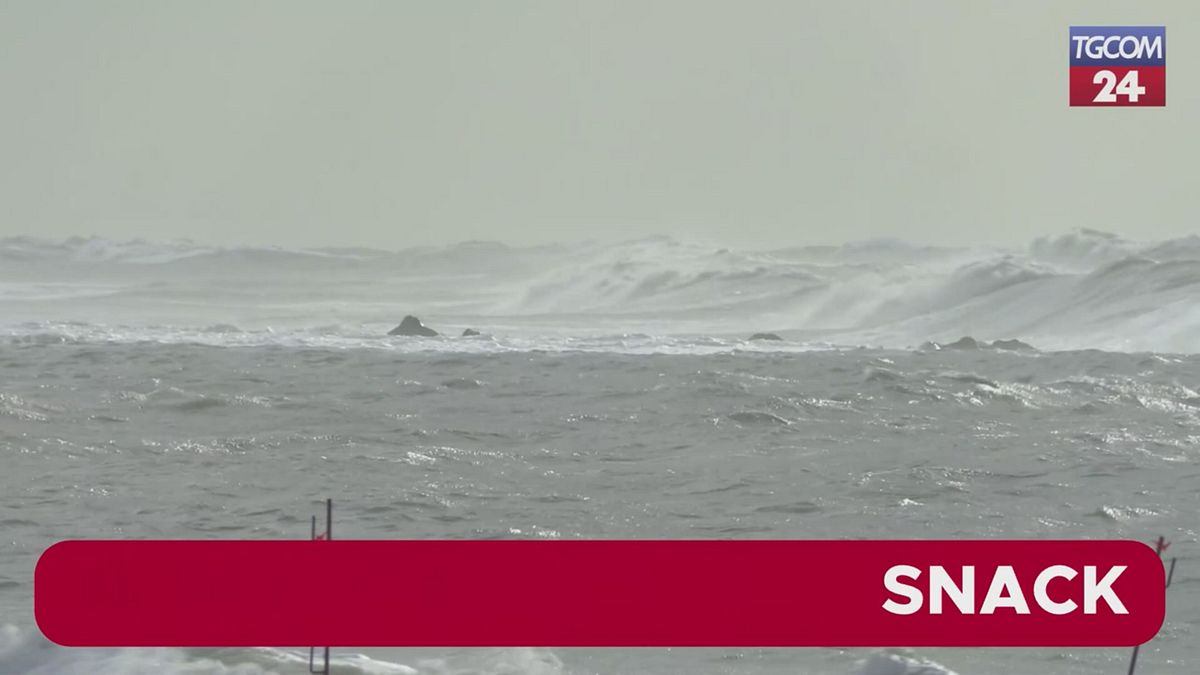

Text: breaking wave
xmin=0 ymin=624 xmax=418 ymax=675
xmin=0 ymin=624 xmax=963 ymax=674
xmin=2 ymin=230 xmax=1199 ymax=353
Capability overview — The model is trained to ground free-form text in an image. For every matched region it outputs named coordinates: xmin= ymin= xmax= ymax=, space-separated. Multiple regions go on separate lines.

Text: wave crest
xmin=3 ymin=230 xmax=1199 ymax=353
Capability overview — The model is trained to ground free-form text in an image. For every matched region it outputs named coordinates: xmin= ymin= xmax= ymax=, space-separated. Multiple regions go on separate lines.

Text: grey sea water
xmin=1 ymin=232 xmax=1199 ymax=674
xmin=2 ymin=344 xmax=1198 ymax=674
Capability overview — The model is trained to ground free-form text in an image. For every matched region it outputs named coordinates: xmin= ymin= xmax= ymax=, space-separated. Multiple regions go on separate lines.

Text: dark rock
xmin=461 ymin=328 xmax=481 ymax=337
xmin=748 ymin=332 xmax=783 ymax=341
xmin=943 ymin=336 xmax=980 ymax=350
xmin=387 ymin=315 xmax=438 ymax=337
xmin=922 ymin=336 xmax=1037 ymax=352
xmin=990 ymin=338 xmax=1036 ymax=352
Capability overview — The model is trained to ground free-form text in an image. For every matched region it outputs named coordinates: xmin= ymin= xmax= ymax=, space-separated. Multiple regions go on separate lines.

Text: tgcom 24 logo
xmin=1069 ymin=26 xmax=1165 ymax=106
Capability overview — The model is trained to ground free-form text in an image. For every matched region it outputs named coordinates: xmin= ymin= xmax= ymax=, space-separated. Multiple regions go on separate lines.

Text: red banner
xmin=36 ymin=539 xmax=1164 ymax=647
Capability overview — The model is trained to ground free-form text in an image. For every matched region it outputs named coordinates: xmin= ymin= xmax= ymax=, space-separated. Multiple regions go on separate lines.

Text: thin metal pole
xmin=308 ymin=510 xmax=315 ymax=673
xmin=322 ymin=498 xmax=332 ymax=674
xmin=1130 ymin=537 xmax=1176 ymax=674
xmin=309 ymin=500 xmax=333 ymax=674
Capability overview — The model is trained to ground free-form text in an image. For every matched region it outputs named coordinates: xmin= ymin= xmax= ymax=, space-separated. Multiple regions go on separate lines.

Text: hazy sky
xmin=1 ymin=1 xmax=1196 ymax=249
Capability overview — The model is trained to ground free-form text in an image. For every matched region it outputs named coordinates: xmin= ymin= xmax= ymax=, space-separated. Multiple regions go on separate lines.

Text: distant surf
xmin=1 ymin=229 xmax=1198 ymax=353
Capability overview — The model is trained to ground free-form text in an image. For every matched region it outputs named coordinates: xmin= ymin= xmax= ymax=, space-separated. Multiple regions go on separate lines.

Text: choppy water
xmin=2 ymin=345 xmax=1198 ymax=674
xmin=1 ymin=232 xmax=1199 ymax=674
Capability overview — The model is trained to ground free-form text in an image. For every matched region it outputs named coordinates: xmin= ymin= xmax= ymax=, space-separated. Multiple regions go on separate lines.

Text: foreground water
xmin=1 ymin=341 xmax=1197 ymax=674
xmin=2 ymin=231 xmax=1199 ymax=673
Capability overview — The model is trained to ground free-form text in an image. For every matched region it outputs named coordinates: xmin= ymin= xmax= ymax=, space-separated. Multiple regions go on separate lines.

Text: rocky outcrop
xmin=944 ymin=336 xmax=981 ymax=350
xmin=921 ymin=336 xmax=1037 ymax=352
xmin=748 ymin=332 xmax=783 ymax=341
xmin=990 ymin=338 xmax=1036 ymax=352
xmin=387 ymin=315 xmax=438 ymax=337
xmin=461 ymin=328 xmax=481 ymax=337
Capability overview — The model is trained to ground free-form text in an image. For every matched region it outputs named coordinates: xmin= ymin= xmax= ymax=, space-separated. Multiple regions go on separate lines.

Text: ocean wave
xmin=855 ymin=651 xmax=959 ymax=675
xmin=0 ymin=623 xmax=416 ymax=675
xmin=0 ymin=622 xmax=968 ymax=675
xmin=2 ymin=231 xmax=1199 ymax=353
xmin=0 ymin=323 xmax=834 ymax=355
xmin=0 ymin=624 xmax=585 ymax=675
xmin=0 ymin=236 xmax=378 ymax=265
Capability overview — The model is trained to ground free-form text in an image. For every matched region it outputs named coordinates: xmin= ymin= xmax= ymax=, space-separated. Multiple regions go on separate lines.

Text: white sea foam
xmin=1 ymin=231 xmax=1197 ymax=353
xmin=0 ymin=621 xmax=963 ymax=675
xmin=0 ymin=624 xmax=421 ymax=675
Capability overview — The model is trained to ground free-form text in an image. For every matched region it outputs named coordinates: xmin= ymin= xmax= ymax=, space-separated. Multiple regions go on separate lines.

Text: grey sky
xmin=1 ymin=1 xmax=1195 ymax=249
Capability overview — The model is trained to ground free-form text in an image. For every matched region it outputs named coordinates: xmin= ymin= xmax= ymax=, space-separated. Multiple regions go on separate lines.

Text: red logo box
xmin=1069 ymin=27 xmax=1165 ymax=107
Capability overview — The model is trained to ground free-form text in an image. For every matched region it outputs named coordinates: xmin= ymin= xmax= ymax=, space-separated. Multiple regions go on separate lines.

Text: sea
xmin=0 ymin=229 xmax=1198 ymax=674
